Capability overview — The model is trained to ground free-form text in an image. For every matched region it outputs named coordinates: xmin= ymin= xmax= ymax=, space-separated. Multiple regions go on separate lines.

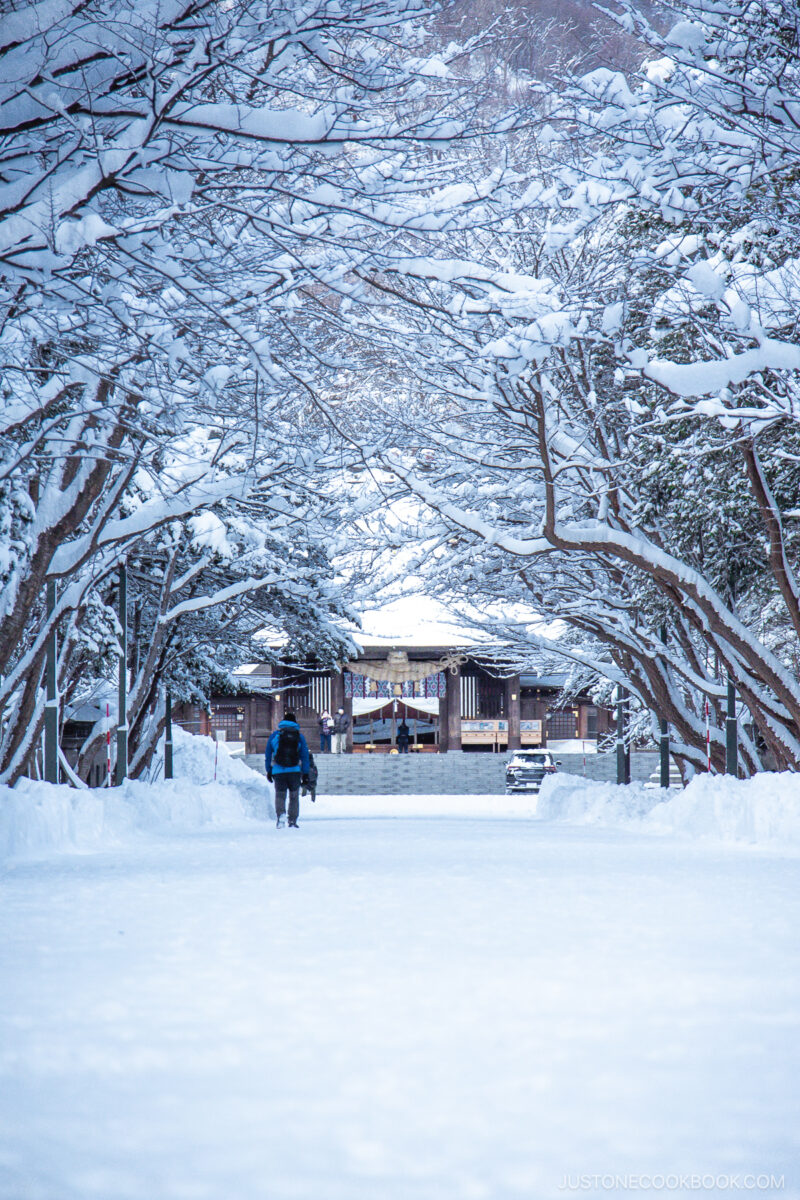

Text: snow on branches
xmin=361 ymin=0 xmax=800 ymax=774
xmin=0 ymin=0 xmax=506 ymax=783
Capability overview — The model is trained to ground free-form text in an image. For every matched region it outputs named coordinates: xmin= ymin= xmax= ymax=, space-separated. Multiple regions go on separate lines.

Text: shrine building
xmin=174 ymin=633 xmax=611 ymax=756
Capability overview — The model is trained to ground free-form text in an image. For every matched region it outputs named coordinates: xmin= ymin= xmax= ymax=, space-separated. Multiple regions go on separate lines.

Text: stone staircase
xmin=244 ymin=750 xmax=663 ymax=795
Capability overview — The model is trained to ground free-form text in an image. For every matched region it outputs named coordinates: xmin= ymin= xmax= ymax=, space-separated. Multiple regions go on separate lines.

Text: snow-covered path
xmin=1 ymin=797 xmax=798 ymax=1200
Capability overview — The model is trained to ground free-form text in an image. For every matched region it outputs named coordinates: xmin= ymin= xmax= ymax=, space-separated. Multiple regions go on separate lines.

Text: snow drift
xmin=535 ymin=770 xmax=800 ymax=847
xmin=0 ymin=729 xmax=271 ymax=863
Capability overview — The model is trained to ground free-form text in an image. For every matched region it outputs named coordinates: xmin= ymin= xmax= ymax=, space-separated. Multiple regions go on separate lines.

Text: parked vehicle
xmin=505 ymin=749 xmax=561 ymax=793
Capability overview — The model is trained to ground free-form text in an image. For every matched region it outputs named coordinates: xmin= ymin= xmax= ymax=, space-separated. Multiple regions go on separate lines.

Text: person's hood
xmin=277 ymin=719 xmax=300 ymax=729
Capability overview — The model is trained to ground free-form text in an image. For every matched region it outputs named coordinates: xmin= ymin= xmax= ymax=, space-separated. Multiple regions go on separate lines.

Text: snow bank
xmin=0 ymin=730 xmax=271 ymax=864
xmin=535 ymin=770 xmax=800 ymax=848
xmin=168 ymin=725 xmax=263 ymax=792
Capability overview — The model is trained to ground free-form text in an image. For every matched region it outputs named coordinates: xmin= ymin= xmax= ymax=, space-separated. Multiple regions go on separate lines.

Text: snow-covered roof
xmin=519 ymin=673 xmax=568 ymax=689
xmin=64 ymin=684 xmax=117 ymax=724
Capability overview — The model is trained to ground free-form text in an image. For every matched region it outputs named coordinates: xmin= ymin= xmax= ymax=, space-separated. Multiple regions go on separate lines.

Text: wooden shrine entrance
xmin=351 ymin=699 xmax=439 ymax=752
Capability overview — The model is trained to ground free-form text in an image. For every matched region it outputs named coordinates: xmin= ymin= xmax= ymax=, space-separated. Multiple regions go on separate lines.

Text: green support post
xmin=165 ymin=690 xmax=173 ymax=780
xmin=660 ymin=625 xmax=670 ymax=789
xmin=725 ymin=675 xmax=738 ymax=777
xmin=44 ymin=580 xmax=59 ymax=783
xmin=616 ymin=685 xmax=630 ymax=785
xmin=115 ymin=563 xmax=128 ymax=785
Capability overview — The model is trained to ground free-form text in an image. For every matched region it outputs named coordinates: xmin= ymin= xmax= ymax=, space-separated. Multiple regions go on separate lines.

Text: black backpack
xmin=274 ymin=725 xmax=301 ymax=768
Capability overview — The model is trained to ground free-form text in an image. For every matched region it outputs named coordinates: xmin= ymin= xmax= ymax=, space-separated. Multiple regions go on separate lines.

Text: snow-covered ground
xmin=1 ymin=754 xmax=799 ymax=1199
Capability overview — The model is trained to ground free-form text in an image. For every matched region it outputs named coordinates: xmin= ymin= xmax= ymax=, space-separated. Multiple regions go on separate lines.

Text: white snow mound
xmin=535 ymin=770 xmax=800 ymax=847
xmin=0 ymin=730 xmax=271 ymax=863
xmin=169 ymin=725 xmax=264 ymax=792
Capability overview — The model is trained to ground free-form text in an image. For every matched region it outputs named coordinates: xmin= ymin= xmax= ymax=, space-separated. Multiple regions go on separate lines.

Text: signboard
xmin=461 ymin=720 xmax=498 ymax=743
xmin=461 ymin=719 xmax=543 ymax=746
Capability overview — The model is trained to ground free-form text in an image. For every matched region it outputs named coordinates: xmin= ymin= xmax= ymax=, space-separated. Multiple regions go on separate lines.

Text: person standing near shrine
xmin=396 ymin=720 xmax=411 ymax=753
xmin=319 ymin=709 xmax=334 ymax=753
xmin=332 ymin=708 xmax=349 ymax=754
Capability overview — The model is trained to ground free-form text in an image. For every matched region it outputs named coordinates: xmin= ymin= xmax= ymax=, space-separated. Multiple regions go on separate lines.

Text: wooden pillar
xmin=438 ymin=697 xmax=448 ymax=752
xmin=445 ymin=667 xmax=462 ymax=752
xmin=505 ymin=675 xmax=521 ymax=751
xmin=270 ymin=667 xmax=284 ymax=729
xmin=329 ymin=668 xmax=349 ymax=750
xmin=331 ymin=667 xmax=344 ymax=717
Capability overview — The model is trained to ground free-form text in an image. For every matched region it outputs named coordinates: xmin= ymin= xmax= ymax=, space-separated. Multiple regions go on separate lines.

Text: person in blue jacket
xmin=265 ymin=710 xmax=311 ymax=828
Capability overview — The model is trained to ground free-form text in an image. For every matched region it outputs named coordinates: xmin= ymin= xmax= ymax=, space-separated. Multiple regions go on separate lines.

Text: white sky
xmin=348 ymin=594 xmax=485 ymax=649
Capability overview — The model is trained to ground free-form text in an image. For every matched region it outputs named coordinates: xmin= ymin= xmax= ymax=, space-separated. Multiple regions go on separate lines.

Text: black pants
xmin=274 ymin=771 xmax=301 ymax=824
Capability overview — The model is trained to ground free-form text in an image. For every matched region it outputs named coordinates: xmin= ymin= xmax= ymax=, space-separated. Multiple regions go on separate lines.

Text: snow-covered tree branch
xmin=1 ymin=0 xmax=518 ymax=782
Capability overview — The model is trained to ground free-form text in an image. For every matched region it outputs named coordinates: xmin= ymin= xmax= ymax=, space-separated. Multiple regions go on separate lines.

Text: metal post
xmin=165 ymin=689 xmax=173 ymax=779
xmin=659 ymin=713 xmax=670 ymax=785
xmin=616 ymin=685 xmax=630 ymax=785
xmin=44 ymin=580 xmax=59 ymax=783
xmin=704 ymin=697 xmax=711 ymax=772
xmin=725 ymin=675 xmax=737 ymax=776
xmin=115 ymin=562 xmax=128 ymax=785
xmin=660 ymin=625 xmax=670 ymax=789
xmin=106 ymin=702 xmax=112 ymax=786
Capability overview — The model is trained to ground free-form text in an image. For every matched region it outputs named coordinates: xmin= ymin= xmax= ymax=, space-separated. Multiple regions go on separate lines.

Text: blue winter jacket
xmin=265 ymin=719 xmax=310 ymax=777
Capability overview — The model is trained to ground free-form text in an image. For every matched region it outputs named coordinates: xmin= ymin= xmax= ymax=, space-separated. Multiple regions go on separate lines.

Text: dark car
xmin=505 ymin=749 xmax=560 ymax=794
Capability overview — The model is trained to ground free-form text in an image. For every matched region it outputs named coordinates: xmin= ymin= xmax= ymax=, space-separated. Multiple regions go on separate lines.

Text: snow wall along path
xmin=534 ymin=770 xmax=800 ymax=848
xmin=0 ymin=729 xmax=272 ymax=863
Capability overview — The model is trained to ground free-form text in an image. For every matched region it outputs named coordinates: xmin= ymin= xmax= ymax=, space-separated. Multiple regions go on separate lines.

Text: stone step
xmin=244 ymin=751 xmax=664 ymax=795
